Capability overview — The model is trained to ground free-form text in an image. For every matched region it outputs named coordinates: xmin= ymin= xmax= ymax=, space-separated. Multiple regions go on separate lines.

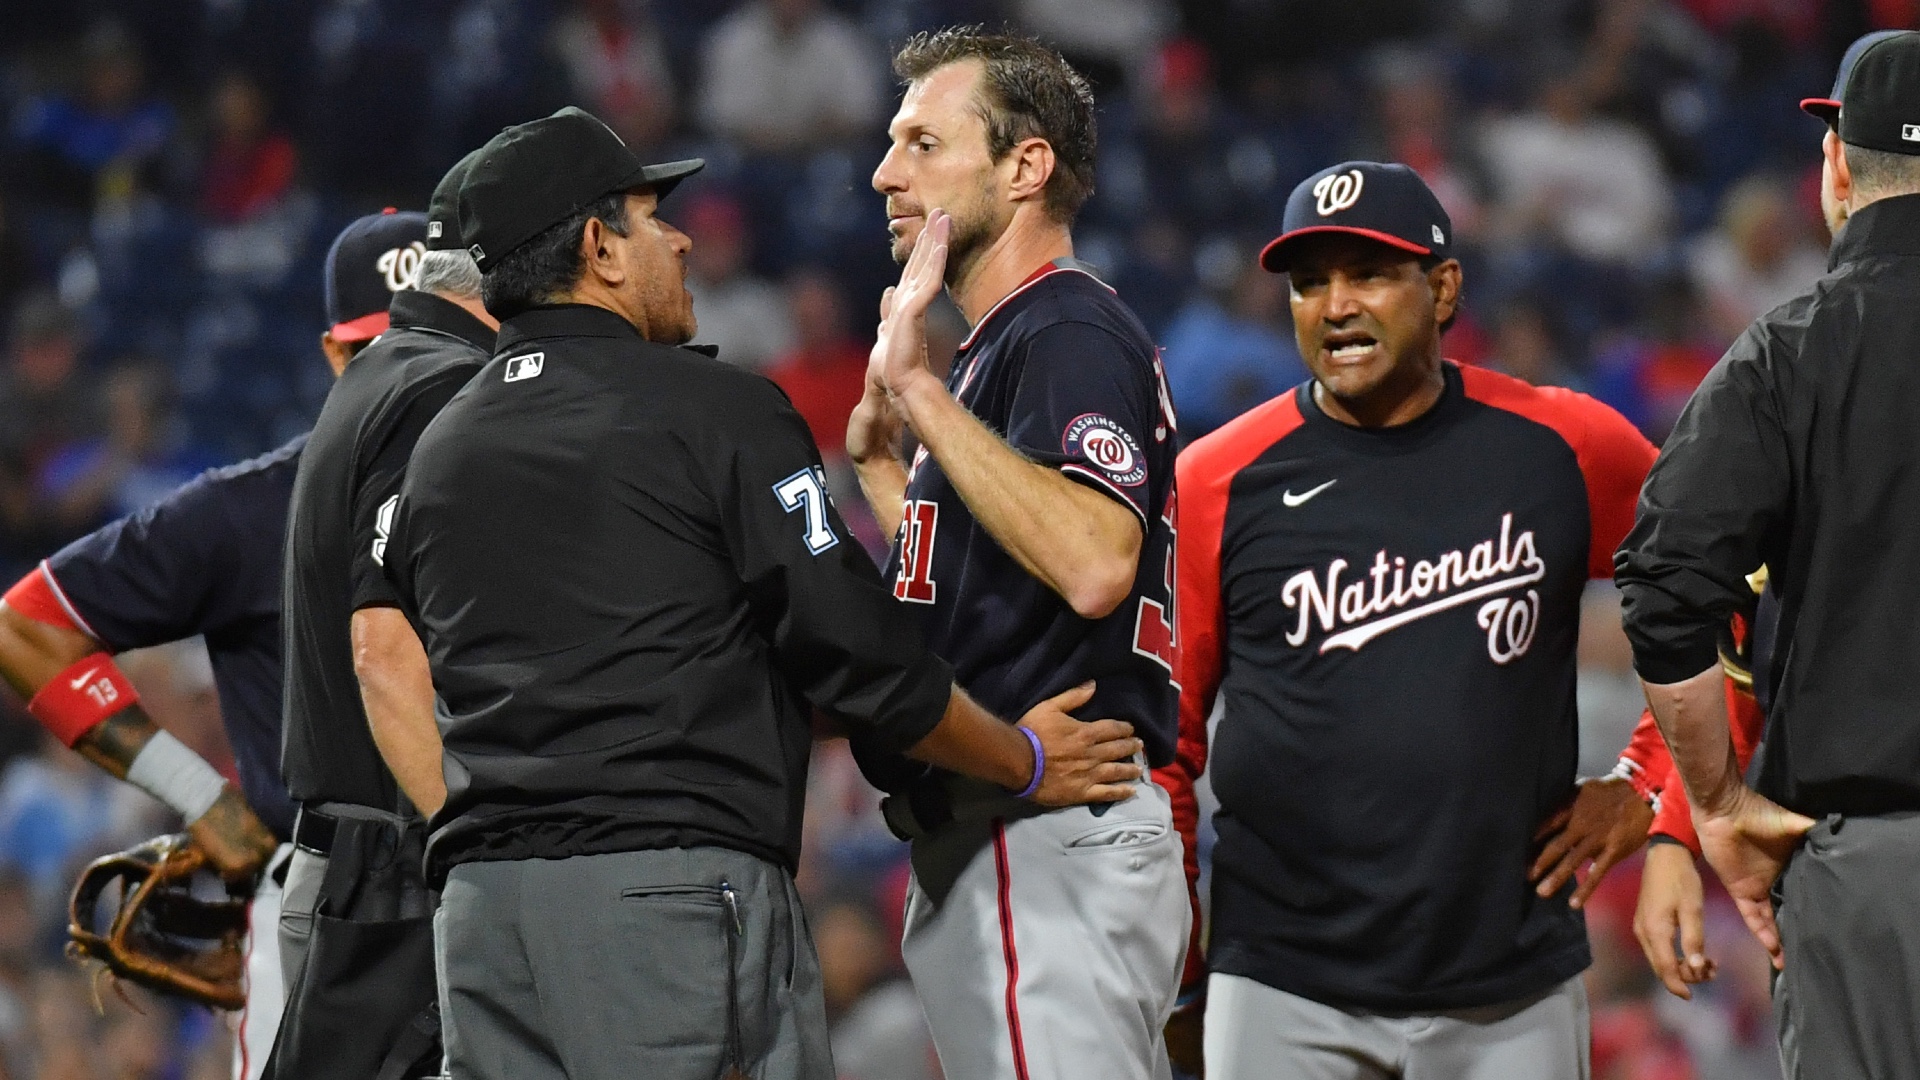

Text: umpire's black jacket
xmin=1617 ymin=193 xmax=1920 ymax=819
xmin=385 ymin=303 xmax=955 ymax=883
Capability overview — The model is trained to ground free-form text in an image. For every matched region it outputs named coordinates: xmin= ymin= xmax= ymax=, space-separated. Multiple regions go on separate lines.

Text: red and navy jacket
xmin=1154 ymin=362 xmax=1655 ymax=1010
xmin=855 ymin=261 xmax=1180 ymax=794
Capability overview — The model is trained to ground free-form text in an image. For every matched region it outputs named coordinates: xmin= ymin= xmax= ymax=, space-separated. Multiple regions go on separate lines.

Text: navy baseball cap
xmin=1260 ymin=161 xmax=1454 ymax=273
xmin=323 ymin=209 xmax=428 ymax=342
xmin=458 ymin=106 xmax=703 ymax=272
xmin=1802 ymin=30 xmax=1920 ymax=155
xmin=425 ymin=149 xmax=481 ymax=252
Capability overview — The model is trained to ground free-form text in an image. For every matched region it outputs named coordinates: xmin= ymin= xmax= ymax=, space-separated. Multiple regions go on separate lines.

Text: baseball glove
xmin=66 ymin=834 xmax=248 ymax=1010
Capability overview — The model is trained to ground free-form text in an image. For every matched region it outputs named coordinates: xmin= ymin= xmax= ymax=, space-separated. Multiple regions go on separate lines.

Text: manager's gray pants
xmin=1775 ymin=812 xmax=1920 ymax=1080
xmin=436 ymin=846 xmax=831 ymax=1080
xmin=1203 ymin=973 xmax=1589 ymax=1080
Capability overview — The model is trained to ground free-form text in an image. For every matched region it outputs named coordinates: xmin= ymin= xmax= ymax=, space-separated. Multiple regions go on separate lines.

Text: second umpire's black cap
xmin=457 ymin=106 xmax=703 ymax=271
xmin=1260 ymin=161 xmax=1454 ymax=272
xmin=1802 ymin=30 xmax=1920 ymax=155
xmin=425 ymin=149 xmax=481 ymax=251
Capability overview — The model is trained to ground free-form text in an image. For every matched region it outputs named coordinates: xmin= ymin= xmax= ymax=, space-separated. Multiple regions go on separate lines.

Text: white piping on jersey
xmin=951 ymin=265 xmax=1120 ymax=398
xmin=37 ymin=560 xmax=102 ymax=642
xmin=1281 ymin=513 xmax=1546 ymax=654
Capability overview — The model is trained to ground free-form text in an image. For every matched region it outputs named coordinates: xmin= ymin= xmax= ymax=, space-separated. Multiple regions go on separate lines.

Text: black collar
xmin=496 ymin=303 xmax=644 ymax=353
xmin=1829 ymin=193 xmax=1920 ymax=271
xmin=387 ymin=290 xmax=497 ymax=353
xmin=495 ymin=303 xmax=719 ymax=358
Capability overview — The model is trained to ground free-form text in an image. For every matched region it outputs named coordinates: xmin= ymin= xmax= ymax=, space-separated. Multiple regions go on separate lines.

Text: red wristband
xmin=29 ymin=653 xmax=139 ymax=746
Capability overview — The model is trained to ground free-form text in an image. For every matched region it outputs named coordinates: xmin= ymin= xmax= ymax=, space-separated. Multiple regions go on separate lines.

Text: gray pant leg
xmin=276 ymin=848 xmax=325 ymax=998
xmin=1405 ymin=978 xmax=1589 ymax=1080
xmin=1774 ymin=813 xmax=1920 ymax=1080
xmin=437 ymin=864 xmax=567 ymax=1080
xmin=1202 ymin=973 xmax=1398 ymax=1080
xmin=443 ymin=848 xmax=831 ymax=1080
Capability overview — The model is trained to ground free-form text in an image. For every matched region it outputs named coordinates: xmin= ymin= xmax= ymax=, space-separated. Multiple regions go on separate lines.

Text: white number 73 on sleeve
xmin=773 ymin=466 xmax=840 ymax=555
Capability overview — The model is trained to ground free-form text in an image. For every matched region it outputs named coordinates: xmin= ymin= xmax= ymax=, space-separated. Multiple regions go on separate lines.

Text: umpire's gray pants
xmin=1775 ymin=812 xmax=1920 ymax=1080
xmin=436 ymin=846 xmax=831 ymax=1080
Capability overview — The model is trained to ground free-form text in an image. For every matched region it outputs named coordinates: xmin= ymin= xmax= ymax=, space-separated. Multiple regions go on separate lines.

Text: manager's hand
xmin=1530 ymin=775 xmax=1652 ymax=909
xmin=1017 ymin=682 xmax=1142 ymax=807
xmin=1633 ymin=840 xmax=1715 ymax=998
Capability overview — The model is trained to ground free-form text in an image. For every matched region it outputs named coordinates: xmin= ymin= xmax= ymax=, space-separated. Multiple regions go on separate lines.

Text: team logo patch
xmin=377 ymin=241 xmax=426 ymax=292
xmin=1313 ymin=169 xmax=1364 ymax=216
xmin=1063 ymin=413 xmax=1146 ymax=487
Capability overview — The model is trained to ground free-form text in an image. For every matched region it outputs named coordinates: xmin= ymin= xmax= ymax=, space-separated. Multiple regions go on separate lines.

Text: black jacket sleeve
xmin=710 ymin=378 xmax=953 ymax=752
xmin=1616 ymin=320 xmax=1794 ymax=683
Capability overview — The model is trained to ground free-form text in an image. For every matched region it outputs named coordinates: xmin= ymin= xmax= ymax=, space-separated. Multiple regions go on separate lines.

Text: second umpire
xmin=272 ymin=152 xmax=496 ymax=1080
xmin=1618 ymin=30 xmax=1920 ymax=1080
xmin=370 ymin=106 xmax=1144 ymax=1080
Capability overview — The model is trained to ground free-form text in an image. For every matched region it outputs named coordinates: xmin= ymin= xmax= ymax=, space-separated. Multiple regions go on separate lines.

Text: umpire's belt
xmin=293 ymin=801 xmax=421 ymax=857
xmin=293 ymin=805 xmax=339 ymax=856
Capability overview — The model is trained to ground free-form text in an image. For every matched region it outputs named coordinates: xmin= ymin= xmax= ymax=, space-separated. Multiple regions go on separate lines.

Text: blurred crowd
xmin=0 ymin=0 xmax=1903 ymax=1077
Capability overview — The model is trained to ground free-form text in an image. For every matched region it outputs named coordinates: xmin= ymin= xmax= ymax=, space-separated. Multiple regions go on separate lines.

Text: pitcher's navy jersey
xmin=39 ymin=435 xmax=305 ymax=838
xmin=1159 ymin=363 xmax=1655 ymax=1011
xmin=880 ymin=263 xmax=1179 ymax=772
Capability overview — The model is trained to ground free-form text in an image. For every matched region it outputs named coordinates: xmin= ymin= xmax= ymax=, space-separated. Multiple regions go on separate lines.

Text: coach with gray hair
xmin=270 ymin=147 xmax=496 ymax=1080
xmin=1618 ymin=30 xmax=1920 ymax=1080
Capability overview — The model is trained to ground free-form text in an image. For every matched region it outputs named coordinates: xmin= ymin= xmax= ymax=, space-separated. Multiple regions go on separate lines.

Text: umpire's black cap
xmin=1259 ymin=161 xmax=1454 ymax=273
xmin=1803 ymin=30 xmax=1920 ymax=155
xmin=457 ymin=106 xmax=703 ymax=272
xmin=425 ymin=149 xmax=481 ymax=251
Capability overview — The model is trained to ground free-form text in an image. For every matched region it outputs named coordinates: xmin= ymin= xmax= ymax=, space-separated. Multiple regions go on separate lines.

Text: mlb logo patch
xmin=504 ymin=352 xmax=545 ymax=383
xmin=1904 ymin=123 xmax=1920 ymax=142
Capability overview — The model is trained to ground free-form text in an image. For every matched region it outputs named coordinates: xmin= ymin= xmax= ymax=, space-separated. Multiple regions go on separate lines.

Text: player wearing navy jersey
xmin=848 ymin=29 xmax=1187 ymax=1080
xmin=1161 ymin=163 xmax=1658 ymax=1079
xmin=0 ymin=209 xmax=420 ymax=1080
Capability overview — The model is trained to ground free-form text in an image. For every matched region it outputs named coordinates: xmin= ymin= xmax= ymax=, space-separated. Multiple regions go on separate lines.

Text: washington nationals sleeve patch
xmin=1063 ymin=413 xmax=1147 ymax=487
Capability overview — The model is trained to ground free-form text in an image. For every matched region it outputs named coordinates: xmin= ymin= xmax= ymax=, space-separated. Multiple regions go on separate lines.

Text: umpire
xmin=272 ymin=151 xmax=496 ymax=1080
xmin=371 ymin=106 xmax=1143 ymax=1080
xmin=1617 ymin=31 xmax=1920 ymax=1080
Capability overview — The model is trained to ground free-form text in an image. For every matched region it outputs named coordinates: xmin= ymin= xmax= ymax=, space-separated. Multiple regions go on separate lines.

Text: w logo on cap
xmin=1313 ymin=170 xmax=1365 ymax=216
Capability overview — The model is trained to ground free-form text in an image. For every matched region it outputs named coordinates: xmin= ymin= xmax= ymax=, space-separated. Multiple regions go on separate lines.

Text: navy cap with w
xmin=1260 ymin=161 xmax=1454 ymax=273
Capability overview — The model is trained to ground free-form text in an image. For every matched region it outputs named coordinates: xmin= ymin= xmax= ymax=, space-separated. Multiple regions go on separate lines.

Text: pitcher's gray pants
xmin=901 ymin=775 xmax=1189 ymax=1080
xmin=1775 ymin=812 xmax=1920 ymax=1080
xmin=435 ymin=846 xmax=831 ymax=1080
xmin=1203 ymin=972 xmax=1589 ymax=1080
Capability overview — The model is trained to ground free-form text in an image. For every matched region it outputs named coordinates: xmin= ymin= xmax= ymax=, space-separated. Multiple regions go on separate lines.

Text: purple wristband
xmin=1013 ymin=725 xmax=1045 ymax=799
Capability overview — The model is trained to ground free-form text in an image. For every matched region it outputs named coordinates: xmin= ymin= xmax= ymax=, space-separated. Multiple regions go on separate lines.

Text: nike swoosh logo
xmin=1282 ymin=480 xmax=1337 ymax=508
xmin=68 ymin=667 xmax=98 ymax=690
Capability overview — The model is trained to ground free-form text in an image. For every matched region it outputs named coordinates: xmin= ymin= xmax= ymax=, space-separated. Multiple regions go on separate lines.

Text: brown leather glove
xmin=66 ymin=834 xmax=250 ymax=1010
